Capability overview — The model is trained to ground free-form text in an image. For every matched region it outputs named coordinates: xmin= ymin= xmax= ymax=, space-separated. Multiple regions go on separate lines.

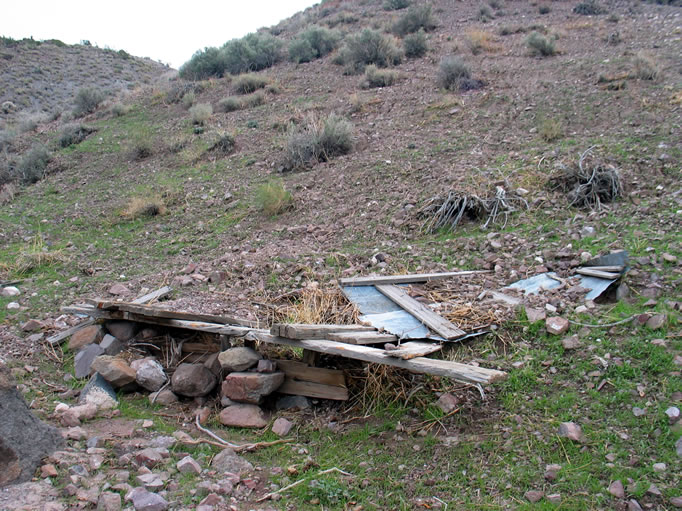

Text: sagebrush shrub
xmin=289 ymin=26 xmax=339 ymax=63
xmin=208 ymin=132 xmax=236 ymax=154
xmin=181 ymin=91 xmax=196 ymax=109
xmin=179 ymin=47 xmax=226 ymax=80
xmin=255 ymin=179 xmax=293 ymax=216
xmin=339 ymin=29 xmax=402 ymax=74
xmin=631 ymin=53 xmax=660 ymax=80
xmin=361 ymin=65 xmax=397 ymax=89
xmin=58 ymin=123 xmax=94 ymax=148
xmin=392 ymin=5 xmax=437 ymax=36
xmin=384 ymin=0 xmax=410 ymax=10
xmin=110 ymin=102 xmax=130 ymax=117
xmin=526 ymin=32 xmax=556 ymax=56
xmin=18 ymin=144 xmax=50 ymax=184
xmin=73 ymin=87 xmax=106 ymax=117
xmin=437 ymin=56 xmax=471 ymax=90
xmin=218 ymin=97 xmax=242 ymax=112
xmin=189 ymin=103 xmax=213 ymax=125
xmin=222 ymin=32 xmax=282 ymax=75
xmin=284 ymin=113 xmax=353 ymax=170
xmin=242 ymin=92 xmax=265 ymax=108
xmin=404 ymin=30 xmax=427 ymax=58
xmin=573 ymin=0 xmax=607 ymax=15
xmin=233 ymin=74 xmax=269 ymax=94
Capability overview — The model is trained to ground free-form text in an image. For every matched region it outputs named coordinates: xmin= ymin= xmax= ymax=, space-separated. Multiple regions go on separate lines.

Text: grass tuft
xmin=254 ymin=179 xmax=294 ymax=216
xmin=122 ymin=196 xmax=167 ymax=219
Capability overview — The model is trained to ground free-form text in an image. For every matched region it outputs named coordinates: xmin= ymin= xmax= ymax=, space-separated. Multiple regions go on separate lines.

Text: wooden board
xmin=384 ymin=341 xmax=443 ymax=360
xmin=249 ymin=332 xmax=506 ymax=385
xmin=375 ymin=284 xmax=465 ymax=340
xmin=181 ymin=343 xmax=220 ymax=353
xmin=582 ymin=265 xmax=624 ymax=273
xmin=278 ymin=379 xmax=349 ymax=401
xmin=271 ymin=323 xmax=375 ymax=339
xmin=326 ymin=331 xmax=397 ymax=345
xmin=275 ymin=360 xmax=346 ymax=387
xmin=339 ymin=270 xmax=488 ymax=287
xmin=575 ymin=268 xmax=621 ymax=280
xmin=131 ymin=286 xmax=173 ymax=305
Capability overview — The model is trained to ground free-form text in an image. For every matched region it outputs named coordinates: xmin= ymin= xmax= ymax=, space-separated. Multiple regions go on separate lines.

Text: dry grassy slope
xmin=0 ymin=38 xmax=169 ymax=116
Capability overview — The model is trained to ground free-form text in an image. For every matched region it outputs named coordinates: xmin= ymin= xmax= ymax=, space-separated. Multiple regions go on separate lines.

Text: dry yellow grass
xmin=272 ymin=285 xmax=359 ymax=325
xmin=14 ymin=237 xmax=66 ymax=274
xmin=121 ymin=196 xmax=167 ymax=219
xmin=465 ymin=30 xmax=501 ymax=55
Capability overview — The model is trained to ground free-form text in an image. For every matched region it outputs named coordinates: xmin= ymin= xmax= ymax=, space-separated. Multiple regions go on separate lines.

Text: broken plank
xmin=181 ymin=343 xmax=220 ymax=353
xmin=271 ymin=323 xmax=375 ymax=340
xmin=574 ymin=268 xmax=621 ymax=280
xmin=131 ymin=286 xmax=172 ymax=305
xmin=278 ymin=379 xmax=349 ymax=401
xmin=249 ymin=332 xmax=506 ymax=385
xmin=275 ymin=360 xmax=346 ymax=387
xmin=326 ymin=331 xmax=398 ymax=345
xmin=384 ymin=341 xmax=443 ymax=360
xmin=339 ymin=270 xmax=489 ymax=287
xmin=375 ymin=284 xmax=465 ymax=340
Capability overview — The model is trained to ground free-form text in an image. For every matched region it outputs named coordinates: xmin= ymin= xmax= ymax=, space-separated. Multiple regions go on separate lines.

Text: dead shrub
xmin=630 ymin=53 xmax=660 ymax=81
xmin=122 ymin=196 xmax=167 ymax=219
xmin=361 ymin=65 xmax=398 ymax=89
xmin=466 ymin=30 xmax=500 ymax=55
xmin=548 ymin=147 xmax=622 ymax=210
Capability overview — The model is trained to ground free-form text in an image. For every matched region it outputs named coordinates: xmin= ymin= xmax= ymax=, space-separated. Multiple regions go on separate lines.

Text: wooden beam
xmin=181 ymin=343 xmax=220 ymax=353
xmin=339 ymin=270 xmax=489 ymax=287
xmin=275 ymin=360 xmax=346 ymax=387
xmin=384 ymin=341 xmax=443 ymax=360
xmin=278 ymin=379 xmax=348 ymax=401
xmin=326 ymin=331 xmax=397 ymax=345
xmin=131 ymin=286 xmax=173 ymax=305
xmin=575 ymin=268 xmax=621 ymax=280
xmin=249 ymin=332 xmax=506 ymax=385
xmin=375 ymin=284 xmax=465 ymax=340
xmin=271 ymin=323 xmax=375 ymax=340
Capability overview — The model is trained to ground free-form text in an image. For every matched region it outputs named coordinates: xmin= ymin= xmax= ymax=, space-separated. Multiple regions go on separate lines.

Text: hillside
xmin=0 ymin=0 xmax=680 ymax=509
xmin=0 ymin=37 xmax=169 ymax=117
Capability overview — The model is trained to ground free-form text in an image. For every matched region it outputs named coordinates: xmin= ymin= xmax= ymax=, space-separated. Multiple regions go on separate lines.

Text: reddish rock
xmin=272 ymin=417 xmax=293 ymax=437
xmin=256 ymin=359 xmax=278 ymax=373
xmin=546 ymin=317 xmax=570 ymax=335
xmin=41 ymin=464 xmax=58 ymax=478
xmin=558 ymin=422 xmax=583 ymax=442
xmin=645 ymin=314 xmax=666 ymax=330
xmin=525 ymin=307 xmax=546 ymax=323
xmin=436 ymin=393 xmax=459 ymax=414
xmin=68 ymin=325 xmax=103 ymax=351
xmin=609 ymin=480 xmax=625 ymax=499
xmin=561 ymin=335 xmax=581 ymax=350
xmin=134 ymin=448 xmax=168 ymax=468
xmin=21 ymin=319 xmax=43 ymax=332
xmin=219 ymin=404 xmax=268 ymax=428
xmin=108 ymin=284 xmax=131 ymax=296
xmin=97 ymin=491 xmax=122 ymax=511
xmin=524 ymin=491 xmax=543 ymax=503
xmin=90 ymin=356 xmax=136 ymax=388
xmin=171 ymin=363 xmax=216 ymax=397
xmin=221 ymin=372 xmax=284 ymax=404
xmin=211 ymin=448 xmax=254 ymax=475
xmin=177 ymin=455 xmax=201 ymax=475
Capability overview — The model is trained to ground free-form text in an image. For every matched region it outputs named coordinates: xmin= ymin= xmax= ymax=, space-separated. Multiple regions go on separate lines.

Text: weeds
xmin=538 ymin=117 xmax=562 ymax=142
xmin=392 ymin=5 xmax=437 ymax=36
xmin=233 ymin=74 xmax=269 ymax=94
xmin=288 ymin=26 xmax=339 ymax=64
xmin=337 ymin=29 xmax=402 ymax=74
xmin=466 ymin=30 xmax=499 ymax=55
xmin=15 ymin=236 xmax=65 ymax=274
xmin=361 ymin=65 xmax=397 ymax=89
xmin=18 ymin=144 xmax=50 ymax=184
xmin=189 ymin=103 xmax=212 ymax=125
xmin=284 ymin=113 xmax=353 ymax=170
xmin=73 ymin=87 xmax=106 ymax=117
xmin=122 ymin=196 xmax=167 ymax=219
xmin=403 ymin=30 xmax=428 ymax=58
xmin=526 ymin=31 xmax=556 ymax=56
xmin=254 ymin=179 xmax=294 ymax=216
xmin=630 ymin=53 xmax=660 ymax=81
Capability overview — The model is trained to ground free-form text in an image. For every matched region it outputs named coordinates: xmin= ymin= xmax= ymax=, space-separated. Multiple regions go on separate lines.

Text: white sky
xmin=1 ymin=0 xmax=319 ymax=69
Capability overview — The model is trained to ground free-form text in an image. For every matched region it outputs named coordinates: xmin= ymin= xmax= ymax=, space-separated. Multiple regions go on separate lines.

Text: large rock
xmin=0 ymin=363 xmax=64 ymax=486
xmin=90 ymin=356 xmax=136 ymax=388
xmin=135 ymin=359 xmax=167 ymax=392
xmin=211 ymin=448 xmax=254 ymax=475
xmin=68 ymin=325 xmax=103 ymax=351
xmin=219 ymin=404 xmax=268 ymax=428
xmin=171 ymin=363 xmax=216 ymax=397
xmin=221 ymin=372 xmax=285 ymax=404
xmin=74 ymin=344 xmax=105 ymax=379
xmin=218 ymin=347 xmax=262 ymax=372
xmin=130 ymin=488 xmax=168 ymax=511
xmin=105 ymin=321 xmax=138 ymax=342
xmin=79 ymin=373 xmax=118 ymax=409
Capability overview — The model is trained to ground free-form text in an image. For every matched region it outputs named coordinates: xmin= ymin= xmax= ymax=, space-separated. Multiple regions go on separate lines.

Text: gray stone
xmin=211 ymin=448 xmax=254 ymax=476
xmin=130 ymin=489 xmax=168 ymax=511
xmin=524 ymin=491 xmax=543 ymax=503
xmin=74 ymin=344 xmax=105 ymax=379
xmin=645 ymin=314 xmax=666 ymax=330
xmin=561 ymin=335 xmax=581 ymax=350
xmin=105 ymin=320 xmax=138 ymax=342
xmin=558 ymin=422 xmax=583 ymax=442
xmin=90 ymin=356 xmax=137 ymax=388
xmin=136 ymin=473 xmax=164 ymax=490
xmin=670 ymin=497 xmax=682 ymax=508
xmin=632 ymin=407 xmax=646 ymax=417
xmin=108 ymin=283 xmax=131 ymax=296
xmin=218 ymin=347 xmax=262 ymax=372
xmin=525 ymin=307 xmax=546 ymax=323
xmin=79 ymin=372 xmax=118 ymax=409
xmin=221 ymin=371 xmax=285 ymax=404
xmin=0 ymin=286 xmax=20 ymax=297
xmin=177 ymin=455 xmax=201 ymax=475
xmin=256 ymin=359 xmax=278 ymax=373
xmin=97 ymin=491 xmax=122 ymax=511
xmin=68 ymin=325 xmax=103 ymax=351
xmin=204 ymin=352 xmax=222 ymax=378
xmin=628 ymin=499 xmax=643 ymax=511
xmin=436 ymin=393 xmax=459 ymax=414
xmin=272 ymin=417 xmax=293 ymax=437
xmin=219 ymin=404 xmax=268 ymax=428
xmin=608 ymin=480 xmax=625 ymax=499
xmin=665 ymin=406 xmax=680 ymax=424
xmin=171 ymin=363 xmax=216 ymax=397
xmin=149 ymin=389 xmax=178 ymax=406
xmin=0 ymin=364 xmax=64 ymax=486
xmin=676 ymin=437 xmax=682 ymax=458
xmin=652 ymin=462 xmax=666 ymax=472
xmin=135 ymin=359 xmax=167 ymax=392
xmin=135 ymin=448 xmax=168 ymax=468
xmin=100 ymin=334 xmax=123 ymax=355
xmin=276 ymin=395 xmax=311 ymax=411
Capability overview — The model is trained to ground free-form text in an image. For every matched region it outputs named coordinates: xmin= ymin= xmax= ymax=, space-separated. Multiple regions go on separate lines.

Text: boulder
xmin=0 ymin=363 xmax=64 ymax=486
xmin=171 ymin=363 xmax=216 ymax=397
xmin=90 ymin=356 xmax=136 ymax=388
xmin=68 ymin=325 xmax=103 ymax=351
xmin=211 ymin=447 xmax=254 ymax=475
xmin=99 ymin=334 xmax=123 ymax=355
xmin=135 ymin=359 xmax=167 ymax=392
xmin=218 ymin=347 xmax=262 ymax=372
xmin=105 ymin=321 xmax=138 ymax=342
xmin=79 ymin=373 xmax=118 ymax=409
xmin=219 ymin=403 xmax=268 ymax=428
xmin=74 ymin=344 xmax=105 ymax=379
xmin=221 ymin=372 xmax=285 ymax=404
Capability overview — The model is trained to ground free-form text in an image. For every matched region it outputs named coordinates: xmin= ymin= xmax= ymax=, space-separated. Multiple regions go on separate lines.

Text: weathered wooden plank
xmin=181 ymin=343 xmax=220 ymax=353
xmin=275 ymin=360 xmax=346 ymax=387
xmin=375 ymin=284 xmax=465 ymax=340
xmin=249 ymin=332 xmax=506 ymax=384
xmin=582 ymin=265 xmax=624 ymax=273
xmin=575 ymin=268 xmax=621 ymax=280
xmin=271 ymin=323 xmax=376 ymax=340
xmin=326 ymin=331 xmax=398 ymax=345
xmin=106 ymin=303 xmax=258 ymax=328
xmin=278 ymin=379 xmax=349 ymax=401
xmin=131 ymin=286 xmax=173 ymax=305
xmin=339 ymin=270 xmax=489 ymax=287
xmin=384 ymin=341 xmax=443 ymax=360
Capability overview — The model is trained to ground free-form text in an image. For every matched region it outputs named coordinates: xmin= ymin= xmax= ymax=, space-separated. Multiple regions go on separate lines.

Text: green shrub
xmin=361 ymin=65 xmax=397 ymax=88
xmin=218 ymin=96 xmax=242 ymax=112
xmin=255 ymin=179 xmax=293 ymax=216
xmin=18 ymin=144 xmax=50 ymax=184
xmin=0 ymin=154 xmax=16 ymax=185
xmin=289 ymin=26 xmax=339 ymax=63
xmin=339 ymin=29 xmax=402 ymax=74
xmin=539 ymin=5 xmax=551 ymax=14
xmin=222 ymin=32 xmax=282 ymax=75
xmin=526 ymin=32 xmax=556 ymax=56
xmin=392 ymin=5 xmax=437 ymax=36
xmin=189 ymin=103 xmax=212 ymax=125
xmin=0 ymin=129 xmax=15 ymax=152
xmin=233 ymin=73 xmax=269 ymax=94
xmin=538 ymin=118 xmax=562 ymax=142
xmin=73 ymin=87 xmax=106 ymax=117
xmin=208 ymin=132 xmax=236 ymax=154
xmin=478 ymin=5 xmax=494 ymax=22
xmin=573 ymin=1 xmax=606 ymax=15
xmin=179 ymin=47 xmax=226 ymax=80
xmin=384 ymin=0 xmax=410 ymax=10
xmin=57 ymin=123 xmax=95 ymax=148
xmin=288 ymin=38 xmax=315 ymax=64
xmin=437 ymin=56 xmax=471 ymax=90
xmin=181 ymin=91 xmax=196 ymax=109
xmin=242 ymin=91 xmax=265 ymax=108
xmin=110 ymin=102 xmax=130 ymax=117
xmin=404 ymin=30 xmax=428 ymax=57
xmin=284 ymin=113 xmax=353 ymax=170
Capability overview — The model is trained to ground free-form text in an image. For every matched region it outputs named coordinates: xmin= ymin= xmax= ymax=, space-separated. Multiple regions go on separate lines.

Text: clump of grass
xmin=208 ymin=132 xmax=236 ymax=154
xmin=478 ymin=5 xmax=494 ymax=22
xmin=526 ymin=31 xmax=556 ymax=56
xmin=630 ymin=53 xmax=660 ymax=81
xmin=130 ymin=138 xmax=153 ymax=160
xmin=15 ymin=237 xmax=65 ymax=274
xmin=218 ymin=96 xmax=242 ymax=112
xmin=57 ymin=123 xmax=95 ymax=148
xmin=538 ymin=117 xmax=562 ymax=142
xmin=288 ymin=26 xmax=339 ymax=63
xmin=17 ymin=144 xmax=50 ymax=184
xmin=437 ymin=56 xmax=483 ymax=91
xmin=189 ymin=103 xmax=212 ymax=125
xmin=73 ymin=87 xmax=106 ymax=117
xmin=383 ymin=0 xmax=410 ymax=10
xmin=573 ymin=0 xmax=607 ymax=15
xmin=337 ymin=29 xmax=402 ymax=74
xmin=273 ymin=285 xmax=358 ymax=325
xmin=361 ymin=65 xmax=398 ymax=89
xmin=255 ymin=179 xmax=293 ymax=216
xmin=122 ymin=196 xmax=167 ymax=219
xmin=404 ymin=30 xmax=428 ymax=58
xmin=181 ymin=91 xmax=196 ymax=109
xmin=110 ymin=102 xmax=130 ymax=117
xmin=242 ymin=91 xmax=265 ymax=108
xmin=466 ymin=30 xmax=499 ymax=55
xmin=284 ymin=113 xmax=353 ymax=170
xmin=233 ymin=74 xmax=269 ymax=94
xmin=392 ymin=5 xmax=437 ymax=36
